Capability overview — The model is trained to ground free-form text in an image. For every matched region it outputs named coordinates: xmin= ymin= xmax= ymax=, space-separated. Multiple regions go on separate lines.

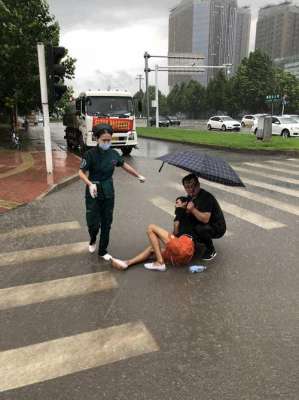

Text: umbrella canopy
xmin=158 ymin=150 xmax=245 ymax=187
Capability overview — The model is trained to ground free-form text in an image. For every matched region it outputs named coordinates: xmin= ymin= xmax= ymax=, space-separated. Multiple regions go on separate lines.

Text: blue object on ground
xmin=189 ymin=265 xmax=207 ymax=273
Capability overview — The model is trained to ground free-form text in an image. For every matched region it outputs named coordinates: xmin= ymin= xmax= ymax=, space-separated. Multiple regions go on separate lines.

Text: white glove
xmin=89 ymin=183 xmax=98 ymax=198
xmin=138 ymin=175 xmax=146 ymax=183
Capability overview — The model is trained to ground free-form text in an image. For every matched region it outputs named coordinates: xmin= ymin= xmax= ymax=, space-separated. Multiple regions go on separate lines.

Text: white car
xmin=207 ymin=116 xmax=241 ymax=131
xmin=251 ymin=116 xmax=299 ymax=137
xmin=283 ymin=114 xmax=299 ymax=123
xmin=241 ymin=114 xmax=268 ymax=127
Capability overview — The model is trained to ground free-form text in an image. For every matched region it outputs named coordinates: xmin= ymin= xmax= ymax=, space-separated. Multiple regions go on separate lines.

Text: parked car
xmin=251 ymin=115 xmax=299 ymax=137
xmin=150 ymin=116 xmax=170 ymax=127
xmin=166 ymin=115 xmax=181 ymax=126
xmin=241 ymin=114 xmax=268 ymax=127
xmin=38 ymin=115 xmax=44 ymax=124
xmin=283 ymin=114 xmax=299 ymax=123
xmin=207 ymin=116 xmax=241 ymax=131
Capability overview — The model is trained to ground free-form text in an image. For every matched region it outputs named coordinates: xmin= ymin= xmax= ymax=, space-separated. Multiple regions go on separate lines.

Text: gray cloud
xmin=48 ymin=0 xmax=299 ymax=32
xmin=48 ymin=0 xmax=176 ymax=30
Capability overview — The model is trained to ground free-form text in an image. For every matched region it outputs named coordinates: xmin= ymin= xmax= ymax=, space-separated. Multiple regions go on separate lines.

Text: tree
xmin=206 ymin=70 xmax=229 ymax=114
xmin=232 ymin=50 xmax=276 ymax=113
xmin=0 ymin=0 xmax=76 ymax=124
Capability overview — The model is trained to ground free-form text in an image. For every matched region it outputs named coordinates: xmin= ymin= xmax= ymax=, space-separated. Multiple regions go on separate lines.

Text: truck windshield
xmin=86 ymin=96 xmax=134 ymax=117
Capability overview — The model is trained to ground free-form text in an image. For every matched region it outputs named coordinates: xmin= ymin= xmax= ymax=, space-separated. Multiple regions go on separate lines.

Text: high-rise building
xmin=233 ymin=6 xmax=251 ymax=73
xmin=255 ymin=1 xmax=299 ymax=59
xmin=168 ymin=0 xmax=238 ymax=88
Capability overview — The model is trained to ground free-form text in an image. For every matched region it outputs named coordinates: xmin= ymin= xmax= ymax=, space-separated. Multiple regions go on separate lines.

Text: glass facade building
xmin=168 ymin=0 xmax=247 ymax=88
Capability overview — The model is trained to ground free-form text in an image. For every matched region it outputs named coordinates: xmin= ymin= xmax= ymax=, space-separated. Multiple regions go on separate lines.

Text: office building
xmin=255 ymin=1 xmax=299 ymax=60
xmin=233 ymin=6 xmax=251 ymax=72
xmin=168 ymin=0 xmax=238 ymax=88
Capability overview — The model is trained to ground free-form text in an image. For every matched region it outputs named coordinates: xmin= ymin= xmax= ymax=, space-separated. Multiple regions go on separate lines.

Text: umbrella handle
xmin=159 ymin=162 xmax=165 ymax=173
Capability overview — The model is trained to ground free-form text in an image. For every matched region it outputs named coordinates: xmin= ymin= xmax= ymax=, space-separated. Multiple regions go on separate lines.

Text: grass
xmin=137 ymin=127 xmax=299 ymax=152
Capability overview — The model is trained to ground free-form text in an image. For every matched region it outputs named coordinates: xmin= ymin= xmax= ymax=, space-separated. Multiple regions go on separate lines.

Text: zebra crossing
xmin=0 ymin=156 xmax=298 ymax=393
xmin=151 ymin=157 xmax=299 ymax=231
xmin=0 ymin=221 xmax=159 ymax=393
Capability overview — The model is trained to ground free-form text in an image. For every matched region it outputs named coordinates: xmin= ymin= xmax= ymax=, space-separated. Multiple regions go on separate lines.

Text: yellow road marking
xmin=0 ymin=199 xmax=23 ymax=210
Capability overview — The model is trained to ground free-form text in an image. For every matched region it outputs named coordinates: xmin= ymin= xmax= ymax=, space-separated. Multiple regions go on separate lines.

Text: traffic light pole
xmin=37 ymin=43 xmax=53 ymax=175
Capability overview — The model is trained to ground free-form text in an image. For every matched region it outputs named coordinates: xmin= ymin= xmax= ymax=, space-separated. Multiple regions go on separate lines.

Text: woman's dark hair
xmin=182 ymin=174 xmax=199 ymax=186
xmin=92 ymin=124 xmax=113 ymax=138
xmin=176 ymin=196 xmax=188 ymax=203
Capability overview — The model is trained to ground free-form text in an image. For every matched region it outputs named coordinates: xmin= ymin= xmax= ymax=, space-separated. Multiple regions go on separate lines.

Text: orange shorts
xmin=162 ymin=235 xmax=195 ymax=266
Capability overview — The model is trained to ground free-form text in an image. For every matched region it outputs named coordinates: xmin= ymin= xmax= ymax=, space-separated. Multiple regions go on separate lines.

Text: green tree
xmin=0 ymin=0 xmax=75 ymax=123
xmin=232 ymin=50 xmax=276 ymax=113
xmin=206 ymin=70 xmax=229 ymax=114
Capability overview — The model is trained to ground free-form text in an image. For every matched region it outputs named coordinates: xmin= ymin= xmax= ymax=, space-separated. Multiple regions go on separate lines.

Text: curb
xmin=138 ymin=134 xmax=299 ymax=157
xmin=36 ymin=173 xmax=80 ymax=201
xmin=0 ymin=174 xmax=80 ymax=216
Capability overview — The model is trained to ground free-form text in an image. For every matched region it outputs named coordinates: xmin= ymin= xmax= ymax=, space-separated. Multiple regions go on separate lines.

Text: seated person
xmin=111 ymin=197 xmax=195 ymax=272
xmin=182 ymin=174 xmax=226 ymax=260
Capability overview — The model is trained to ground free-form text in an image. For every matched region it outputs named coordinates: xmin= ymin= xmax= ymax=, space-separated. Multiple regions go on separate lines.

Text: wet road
xmin=0 ymin=124 xmax=298 ymax=399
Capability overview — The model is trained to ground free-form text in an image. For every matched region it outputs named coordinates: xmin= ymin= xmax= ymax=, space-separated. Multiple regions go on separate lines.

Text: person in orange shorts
xmin=111 ymin=197 xmax=195 ymax=272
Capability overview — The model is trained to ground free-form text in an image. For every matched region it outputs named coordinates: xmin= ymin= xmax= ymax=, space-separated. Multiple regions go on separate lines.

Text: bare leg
xmin=147 ymin=224 xmax=171 ymax=265
xmin=127 ymin=246 xmax=154 ymax=267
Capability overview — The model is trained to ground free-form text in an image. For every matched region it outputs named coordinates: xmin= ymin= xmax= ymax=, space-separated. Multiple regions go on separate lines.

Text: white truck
xmin=63 ymin=90 xmax=138 ymax=155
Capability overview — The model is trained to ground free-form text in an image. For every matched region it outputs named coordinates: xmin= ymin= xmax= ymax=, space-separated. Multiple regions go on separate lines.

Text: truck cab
xmin=63 ymin=90 xmax=138 ymax=155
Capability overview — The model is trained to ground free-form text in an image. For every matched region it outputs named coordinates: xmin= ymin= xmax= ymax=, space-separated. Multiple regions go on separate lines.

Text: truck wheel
xmin=121 ymin=147 xmax=133 ymax=156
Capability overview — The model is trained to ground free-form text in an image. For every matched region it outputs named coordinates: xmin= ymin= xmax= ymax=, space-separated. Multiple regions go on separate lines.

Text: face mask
xmin=99 ymin=143 xmax=111 ymax=151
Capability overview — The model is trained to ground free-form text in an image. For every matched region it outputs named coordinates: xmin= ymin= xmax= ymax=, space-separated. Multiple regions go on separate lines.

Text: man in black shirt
xmin=182 ymin=174 xmax=226 ymax=260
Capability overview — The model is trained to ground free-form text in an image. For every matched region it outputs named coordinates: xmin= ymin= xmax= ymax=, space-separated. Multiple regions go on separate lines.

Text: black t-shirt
xmin=192 ymin=188 xmax=225 ymax=227
xmin=174 ymin=207 xmax=196 ymax=237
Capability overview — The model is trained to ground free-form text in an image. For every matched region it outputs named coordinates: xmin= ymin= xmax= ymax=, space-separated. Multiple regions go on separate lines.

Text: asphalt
xmin=0 ymin=127 xmax=298 ymax=399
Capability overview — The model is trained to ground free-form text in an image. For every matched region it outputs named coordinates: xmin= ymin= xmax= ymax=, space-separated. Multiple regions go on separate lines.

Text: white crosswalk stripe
xmin=233 ymin=166 xmax=299 ymax=185
xmin=0 ymin=241 xmax=87 ymax=268
xmin=243 ymin=162 xmax=299 ymax=176
xmin=0 ymin=322 xmax=159 ymax=392
xmin=0 ymin=221 xmax=81 ymax=241
xmin=287 ymin=158 xmax=299 ymax=163
xmin=166 ymin=185 xmax=286 ymax=230
xmin=0 ymin=220 xmax=160 ymax=392
xmin=266 ymin=160 xmax=299 ymax=168
xmin=0 ymin=272 xmax=118 ymax=311
xmin=241 ymin=177 xmax=299 ymax=198
xmin=198 ymin=180 xmax=299 ymax=217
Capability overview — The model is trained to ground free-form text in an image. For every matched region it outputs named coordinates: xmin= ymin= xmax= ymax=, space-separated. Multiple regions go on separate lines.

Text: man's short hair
xmin=182 ymin=174 xmax=199 ymax=186
xmin=176 ymin=196 xmax=188 ymax=203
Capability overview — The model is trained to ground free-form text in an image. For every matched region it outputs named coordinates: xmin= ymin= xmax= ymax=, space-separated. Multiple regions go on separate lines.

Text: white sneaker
xmin=101 ymin=253 xmax=112 ymax=261
xmin=144 ymin=262 xmax=166 ymax=272
xmin=88 ymin=243 xmax=96 ymax=253
xmin=112 ymin=258 xmax=128 ymax=270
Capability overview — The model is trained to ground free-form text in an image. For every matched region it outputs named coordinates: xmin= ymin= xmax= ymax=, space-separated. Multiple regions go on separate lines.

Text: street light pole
xmin=155 ymin=65 xmax=159 ymax=129
xmin=37 ymin=42 xmax=53 ymax=175
xmin=144 ymin=52 xmax=150 ymax=127
xmin=136 ymin=74 xmax=144 ymax=92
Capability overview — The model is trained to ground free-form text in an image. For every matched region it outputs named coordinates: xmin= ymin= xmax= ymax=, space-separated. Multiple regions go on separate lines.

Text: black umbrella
xmin=157 ymin=150 xmax=245 ymax=187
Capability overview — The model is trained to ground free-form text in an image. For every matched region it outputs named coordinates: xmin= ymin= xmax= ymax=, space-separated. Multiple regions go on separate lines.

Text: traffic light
xmin=46 ymin=45 xmax=67 ymax=104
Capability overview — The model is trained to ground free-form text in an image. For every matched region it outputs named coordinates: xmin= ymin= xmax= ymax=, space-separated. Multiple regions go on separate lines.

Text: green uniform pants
xmin=85 ymin=194 xmax=115 ymax=255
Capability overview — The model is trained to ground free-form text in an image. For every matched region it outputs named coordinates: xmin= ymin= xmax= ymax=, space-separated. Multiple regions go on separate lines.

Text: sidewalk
xmin=0 ymin=127 xmax=80 ymax=214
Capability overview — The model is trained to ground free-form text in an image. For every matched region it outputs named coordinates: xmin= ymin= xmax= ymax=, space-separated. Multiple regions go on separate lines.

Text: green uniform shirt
xmin=80 ymin=146 xmax=124 ymax=198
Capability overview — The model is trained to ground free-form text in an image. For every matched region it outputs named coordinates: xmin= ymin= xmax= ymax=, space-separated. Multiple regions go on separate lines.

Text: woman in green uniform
xmin=79 ymin=124 xmax=145 ymax=260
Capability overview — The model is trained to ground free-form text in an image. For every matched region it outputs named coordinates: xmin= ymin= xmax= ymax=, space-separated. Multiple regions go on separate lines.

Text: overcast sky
xmin=47 ymin=0 xmax=298 ymax=95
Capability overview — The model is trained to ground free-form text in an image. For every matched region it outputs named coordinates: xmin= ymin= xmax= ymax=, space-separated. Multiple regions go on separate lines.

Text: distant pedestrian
xmin=182 ymin=174 xmax=226 ymax=260
xmin=79 ymin=123 xmax=145 ymax=260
